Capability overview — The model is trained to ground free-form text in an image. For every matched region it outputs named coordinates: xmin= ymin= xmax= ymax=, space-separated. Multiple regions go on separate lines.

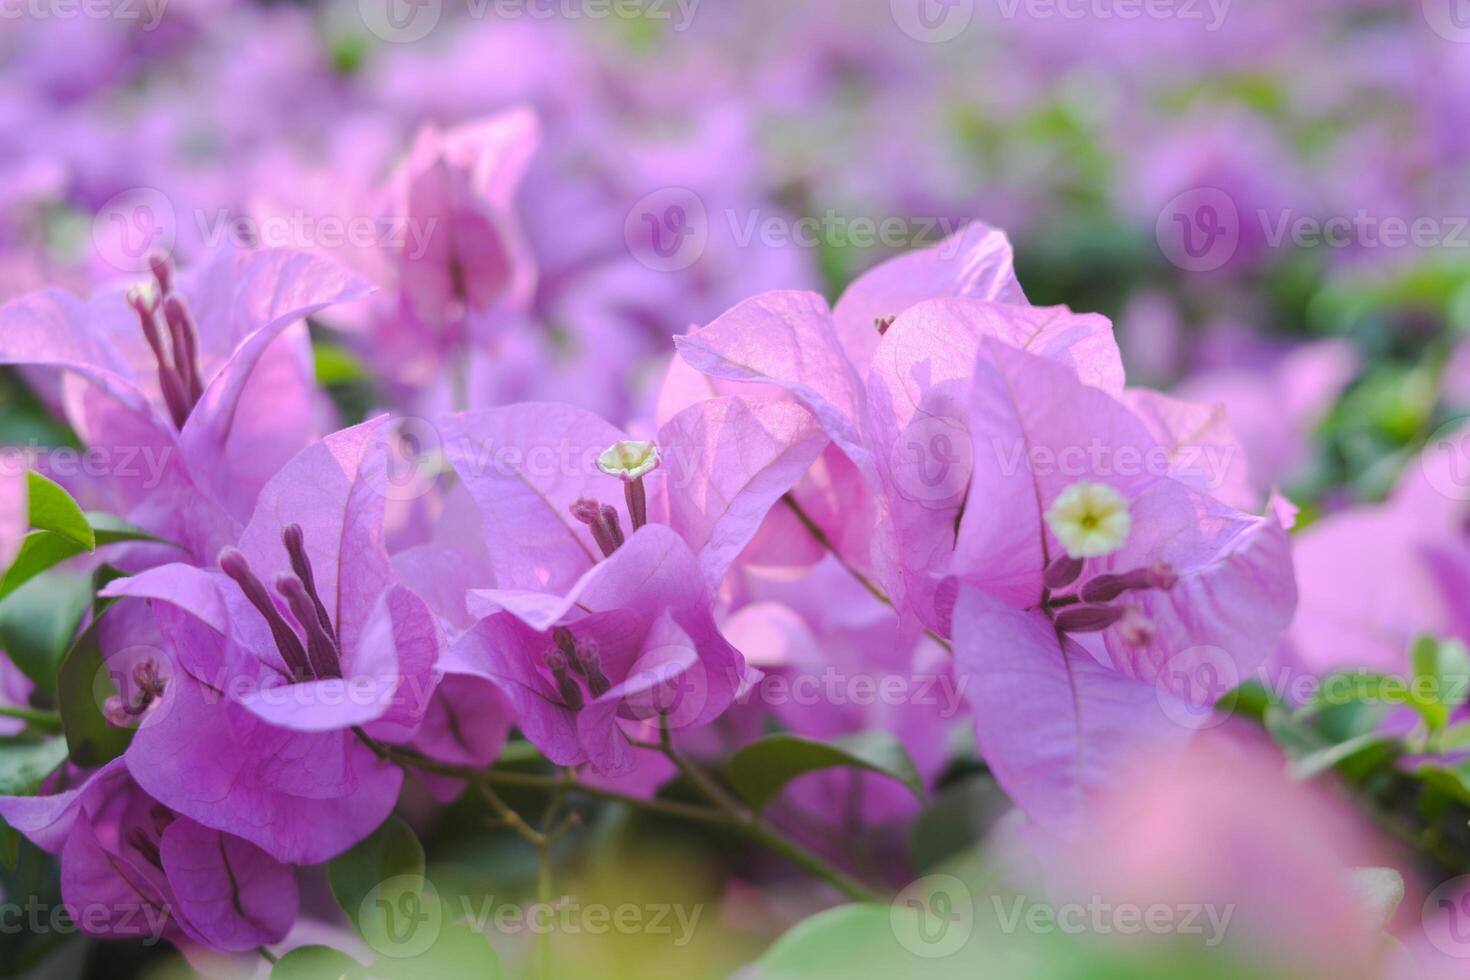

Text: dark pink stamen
xmin=220 ymin=547 xmax=312 ymax=681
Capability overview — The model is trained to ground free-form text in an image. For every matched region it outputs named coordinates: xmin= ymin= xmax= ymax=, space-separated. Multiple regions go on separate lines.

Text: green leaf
xmin=271 ymin=945 xmax=365 ymax=980
xmin=1311 ymin=672 xmax=1413 ymax=710
xmin=0 ymin=737 xmax=70 ymax=796
xmin=55 ymin=602 xmax=134 ymax=768
xmin=0 ymin=571 xmax=92 ymax=695
xmin=0 ymin=737 xmax=70 ymax=870
xmin=0 ymin=513 xmax=162 ymax=602
xmin=25 ymin=471 xmax=93 ymax=551
xmin=85 ymin=512 xmax=165 ymax=548
xmin=329 ymin=815 xmax=426 ymax=938
xmin=314 ymin=341 xmax=371 ymax=386
xmin=726 ymin=732 xmax=924 ymax=813
xmin=368 ymin=910 xmax=504 ymax=980
xmin=755 ymin=902 xmax=984 ymax=979
xmin=1438 ymin=723 xmax=1470 ymax=751
xmin=908 ymin=775 xmax=1011 ymax=875
xmin=1218 ymin=679 xmax=1273 ymax=722
xmin=0 ymin=531 xmax=88 ymax=602
xmin=1287 ymin=733 xmax=1400 ymax=781
xmin=1410 ymin=635 xmax=1470 ymax=732
xmin=1350 ymin=867 xmax=1405 ymax=931
xmin=1415 ymin=761 xmax=1470 ymax=805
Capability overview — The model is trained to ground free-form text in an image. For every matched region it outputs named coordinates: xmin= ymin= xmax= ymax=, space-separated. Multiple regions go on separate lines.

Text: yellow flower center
xmin=597 ymin=440 xmax=661 ymax=481
xmin=1044 ymin=481 xmax=1132 ymax=559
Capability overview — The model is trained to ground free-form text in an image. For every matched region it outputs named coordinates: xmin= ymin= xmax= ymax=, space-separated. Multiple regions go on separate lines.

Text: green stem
xmin=643 ymin=727 xmax=883 ymax=904
xmin=0 ymin=705 xmax=63 ymax=730
xmin=363 ymin=737 xmax=883 ymax=902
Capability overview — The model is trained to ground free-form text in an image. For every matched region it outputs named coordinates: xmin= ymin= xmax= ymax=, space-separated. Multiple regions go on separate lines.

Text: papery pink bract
xmin=0 ymin=248 xmax=370 ymax=562
xmin=98 ymin=420 xmax=442 ymax=863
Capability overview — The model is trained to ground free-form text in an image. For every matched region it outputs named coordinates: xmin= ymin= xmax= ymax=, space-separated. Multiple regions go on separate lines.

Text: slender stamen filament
xmin=277 ymin=574 xmax=344 ymax=680
xmin=624 ymin=480 xmax=648 ymax=531
xmin=282 ymin=524 xmax=336 ymax=642
xmin=545 ymin=649 xmax=585 ymax=710
xmin=163 ymin=294 xmax=203 ymax=403
xmin=571 ymin=498 xmax=626 ymax=558
xmin=220 ymin=547 xmax=312 ymax=681
xmin=129 ymin=255 xmax=206 ymax=429
xmin=579 ymin=648 xmax=611 ymax=699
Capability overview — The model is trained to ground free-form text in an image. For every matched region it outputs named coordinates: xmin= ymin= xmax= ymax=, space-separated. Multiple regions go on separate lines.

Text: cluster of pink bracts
xmin=0 ymin=104 xmax=1426 ymax=975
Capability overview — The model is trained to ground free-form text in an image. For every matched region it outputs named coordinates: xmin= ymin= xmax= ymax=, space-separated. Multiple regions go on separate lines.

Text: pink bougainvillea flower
xmin=392 ymin=110 xmax=539 ymax=333
xmin=0 ymin=247 xmax=369 ymax=562
xmin=950 ymin=340 xmax=1295 ymax=836
xmin=276 ymin=108 xmax=541 ymax=398
xmin=98 ymin=420 xmax=441 ymax=863
xmin=1288 ymin=421 xmax=1470 ymax=675
xmin=1026 ymin=731 xmax=1394 ymax=978
xmin=436 ymin=400 xmax=815 ymax=773
xmin=670 ymin=223 xmax=1143 ymax=633
xmin=0 ymin=759 xmax=297 ymax=953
